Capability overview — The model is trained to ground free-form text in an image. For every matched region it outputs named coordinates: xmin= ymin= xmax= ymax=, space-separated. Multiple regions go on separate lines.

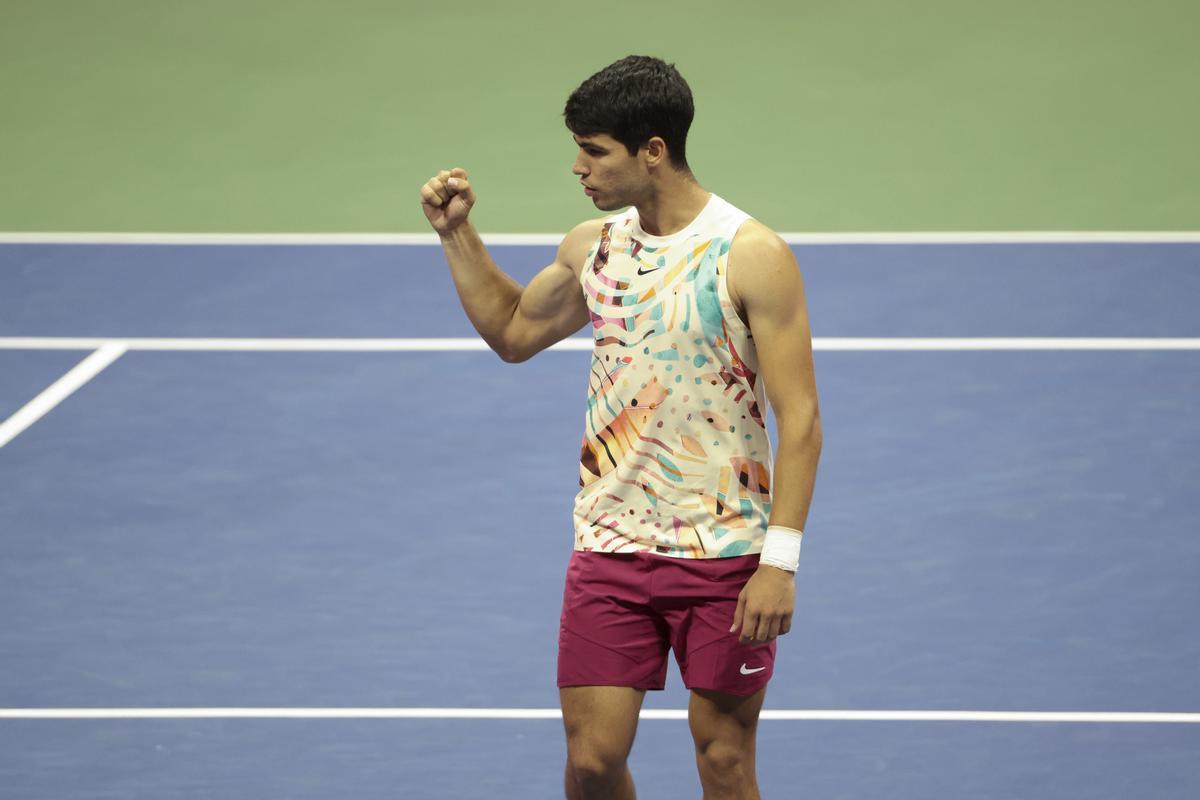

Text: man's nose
xmin=572 ymin=156 xmax=587 ymax=176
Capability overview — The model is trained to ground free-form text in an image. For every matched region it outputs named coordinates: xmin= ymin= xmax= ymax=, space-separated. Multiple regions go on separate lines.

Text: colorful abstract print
xmin=574 ymin=213 xmax=773 ymax=559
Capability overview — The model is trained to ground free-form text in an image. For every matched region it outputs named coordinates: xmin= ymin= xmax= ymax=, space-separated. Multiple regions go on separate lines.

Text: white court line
xmin=0 ymin=343 xmax=127 ymax=448
xmin=0 ymin=231 xmax=1199 ymax=245
xmin=1 ymin=337 xmax=1198 ymax=352
xmin=0 ymin=708 xmax=1197 ymax=723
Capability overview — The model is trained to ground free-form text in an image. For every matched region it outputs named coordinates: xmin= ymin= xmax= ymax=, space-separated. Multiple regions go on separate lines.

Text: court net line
xmin=2 ymin=232 xmax=1199 ymax=245
xmin=1 ymin=708 xmax=1197 ymax=723
xmin=3 ymin=337 xmax=1199 ymax=351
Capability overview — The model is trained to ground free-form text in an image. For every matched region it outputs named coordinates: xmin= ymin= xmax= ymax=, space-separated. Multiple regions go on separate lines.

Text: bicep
xmin=513 ymin=258 xmax=589 ymax=326
xmin=504 ymin=222 xmax=599 ymax=361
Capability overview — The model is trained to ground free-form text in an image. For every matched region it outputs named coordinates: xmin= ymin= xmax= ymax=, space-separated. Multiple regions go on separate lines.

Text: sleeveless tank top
xmin=573 ymin=193 xmax=774 ymax=559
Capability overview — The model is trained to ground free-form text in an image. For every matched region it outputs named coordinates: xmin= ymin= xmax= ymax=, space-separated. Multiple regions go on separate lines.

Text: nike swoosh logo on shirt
xmin=636 ymin=266 xmax=661 ymax=275
xmin=740 ymin=664 xmax=766 ymax=675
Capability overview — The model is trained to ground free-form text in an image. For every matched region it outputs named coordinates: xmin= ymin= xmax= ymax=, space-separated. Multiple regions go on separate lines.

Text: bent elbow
xmin=498 ymin=345 xmax=530 ymax=364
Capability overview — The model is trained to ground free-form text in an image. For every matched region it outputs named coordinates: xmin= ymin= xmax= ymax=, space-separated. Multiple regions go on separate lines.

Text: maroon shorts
xmin=557 ymin=550 xmax=776 ymax=697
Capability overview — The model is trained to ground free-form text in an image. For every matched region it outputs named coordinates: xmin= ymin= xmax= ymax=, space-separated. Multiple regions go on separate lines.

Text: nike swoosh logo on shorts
xmin=740 ymin=664 xmax=766 ymax=675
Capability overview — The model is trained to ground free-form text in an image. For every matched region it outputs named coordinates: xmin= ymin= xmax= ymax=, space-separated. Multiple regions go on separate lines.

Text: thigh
xmin=687 ymin=686 xmax=766 ymax=750
xmin=560 ymin=685 xmax=646 ymax=762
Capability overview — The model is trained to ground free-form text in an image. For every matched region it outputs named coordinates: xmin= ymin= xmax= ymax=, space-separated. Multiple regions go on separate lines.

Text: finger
xmin=729 ymin=591 xmax=747 ymax=634
xmin=449 ymin=166 xmax=469 ymax=179
xmin=755 ymin=608 xmax=778 ymax=642
xmin=780 ymin=613 xmax=792 ymax=636
xmin=751 ymin=611 xmax=771 ymax=643
xmin=739 ymin=608 xmax=760 ymax=644
xmin=437 ymin=169 xmax=451 ymax=182
xmin=421 ymin=179 xmax=445 ymax=203
xmin=447 ymin=178 xmax=475 ymax=207
xmin=420 ymin=184 xmax=445 ymax=207
xmin=426 ymin=178 xmax=450 ymax=204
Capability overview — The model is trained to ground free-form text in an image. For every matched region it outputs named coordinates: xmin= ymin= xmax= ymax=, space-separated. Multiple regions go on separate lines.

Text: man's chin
xmin=593 ymin=195 xmax=626 ymax=212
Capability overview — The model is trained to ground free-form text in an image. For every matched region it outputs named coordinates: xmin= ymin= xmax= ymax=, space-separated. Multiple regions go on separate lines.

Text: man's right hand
xmin=420 ymin=167 xmax=476 ymax=236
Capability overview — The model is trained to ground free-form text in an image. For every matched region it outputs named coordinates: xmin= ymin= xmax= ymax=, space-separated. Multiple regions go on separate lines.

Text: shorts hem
xmin=682 ymin=679 xmax=771 ymax=698
xmin=557 ymin=680 xmax=666 ymax=692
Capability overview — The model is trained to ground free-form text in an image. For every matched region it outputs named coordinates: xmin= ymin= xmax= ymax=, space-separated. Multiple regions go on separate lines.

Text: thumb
xmin=446 ymin=176 xmax=476 ymax=207
xmin=730 ymin=589 xmax=747 ymax=634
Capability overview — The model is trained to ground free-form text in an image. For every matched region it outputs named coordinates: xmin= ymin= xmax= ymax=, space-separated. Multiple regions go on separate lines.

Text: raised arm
xmin=420 ymin=167 xmax=600 ymax=363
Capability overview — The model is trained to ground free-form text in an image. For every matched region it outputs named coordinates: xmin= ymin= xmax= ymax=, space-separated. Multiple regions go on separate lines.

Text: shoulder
xmin=557 ymin=217 xmax=609 ymax=275
xmin=730 ymin=218 xmax=791 ymax=260
xmin=727 ymin=219 xmax=800 ymax=307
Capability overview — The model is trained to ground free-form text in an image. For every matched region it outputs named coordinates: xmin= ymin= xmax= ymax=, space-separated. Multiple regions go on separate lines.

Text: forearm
xmin=767 ymin=418 xmax=822 ymax=532
xmin=438 ymin=222 xmax=524 ymax=357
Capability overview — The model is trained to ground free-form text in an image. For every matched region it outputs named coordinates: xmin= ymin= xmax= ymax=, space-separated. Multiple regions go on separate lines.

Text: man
xmin=420 ymin=55 xmax=821 ymax=800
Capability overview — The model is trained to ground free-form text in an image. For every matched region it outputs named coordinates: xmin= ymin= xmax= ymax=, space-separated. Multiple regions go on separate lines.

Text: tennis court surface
xmin=1 ymin=236 xmax=1198 ymax=798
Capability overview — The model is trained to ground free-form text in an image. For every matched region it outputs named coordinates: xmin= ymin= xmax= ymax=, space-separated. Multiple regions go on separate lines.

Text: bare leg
xmin=688 ymin=687 xmax=766 ymax=800
xmin=560 ymin=686 xmax=645 ymax=800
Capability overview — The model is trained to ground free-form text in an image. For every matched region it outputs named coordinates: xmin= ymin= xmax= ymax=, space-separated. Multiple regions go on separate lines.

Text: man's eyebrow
xmin=574 ymin=137 xmax=607 ymax=149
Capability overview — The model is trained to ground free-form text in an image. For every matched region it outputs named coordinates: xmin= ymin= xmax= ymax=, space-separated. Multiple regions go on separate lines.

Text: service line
xmin=0 ymin=343 xmax=126 ymax=448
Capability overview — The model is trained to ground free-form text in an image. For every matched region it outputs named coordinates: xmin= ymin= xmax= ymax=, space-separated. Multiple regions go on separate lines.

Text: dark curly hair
xmin=563 ymin=55 xmax=695 ymax=170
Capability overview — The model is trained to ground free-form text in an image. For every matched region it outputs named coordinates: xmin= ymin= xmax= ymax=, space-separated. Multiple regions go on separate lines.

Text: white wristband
xmin=759 ymin=525 xmax=803 ymax=572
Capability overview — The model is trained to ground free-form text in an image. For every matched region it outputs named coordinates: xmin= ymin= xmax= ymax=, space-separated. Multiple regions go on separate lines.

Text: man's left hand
xmin=730 ymin=565 xmax=795 ymax=644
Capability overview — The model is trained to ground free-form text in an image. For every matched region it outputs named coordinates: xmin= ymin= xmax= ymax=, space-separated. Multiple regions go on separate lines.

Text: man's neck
xmin=635 ymin=173 xmax=711 ymax=237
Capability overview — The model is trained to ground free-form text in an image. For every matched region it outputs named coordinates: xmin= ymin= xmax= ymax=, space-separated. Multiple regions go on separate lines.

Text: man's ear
xmin=644 ymin=136 xmax=668 ymax=168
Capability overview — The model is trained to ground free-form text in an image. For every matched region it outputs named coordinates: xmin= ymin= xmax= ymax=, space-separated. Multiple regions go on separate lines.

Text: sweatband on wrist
xmin=759 ymin=525 xmax=804 ymax=572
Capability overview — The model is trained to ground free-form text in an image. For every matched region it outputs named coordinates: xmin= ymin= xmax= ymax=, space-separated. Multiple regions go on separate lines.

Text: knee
xmin=566 ymin=741 xmax=627 ymax=790
xmin=696 ymin=740 xmax=753 ymax=788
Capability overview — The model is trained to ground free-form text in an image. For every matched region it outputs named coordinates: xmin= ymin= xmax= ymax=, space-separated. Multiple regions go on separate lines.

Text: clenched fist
xmin=420 ymin=167 xmax=476 ymax=236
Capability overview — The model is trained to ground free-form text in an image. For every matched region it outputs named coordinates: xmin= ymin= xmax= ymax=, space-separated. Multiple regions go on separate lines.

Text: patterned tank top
xmin=573 ymin=193 xmax=774 ymax=559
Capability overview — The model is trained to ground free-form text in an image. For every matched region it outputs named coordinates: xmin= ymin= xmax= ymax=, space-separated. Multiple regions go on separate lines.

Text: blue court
xmin=1 ymin=240 xmax=1198 ymax=798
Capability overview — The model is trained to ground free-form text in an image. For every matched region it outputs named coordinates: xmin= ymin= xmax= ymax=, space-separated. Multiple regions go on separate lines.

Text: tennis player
xmin=420 ymin=55 xmax=821 ymax=800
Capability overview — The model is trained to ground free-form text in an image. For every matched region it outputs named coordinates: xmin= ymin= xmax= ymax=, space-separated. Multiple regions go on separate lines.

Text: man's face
xmin=571 ymin=133 xmax=647 ymax=211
